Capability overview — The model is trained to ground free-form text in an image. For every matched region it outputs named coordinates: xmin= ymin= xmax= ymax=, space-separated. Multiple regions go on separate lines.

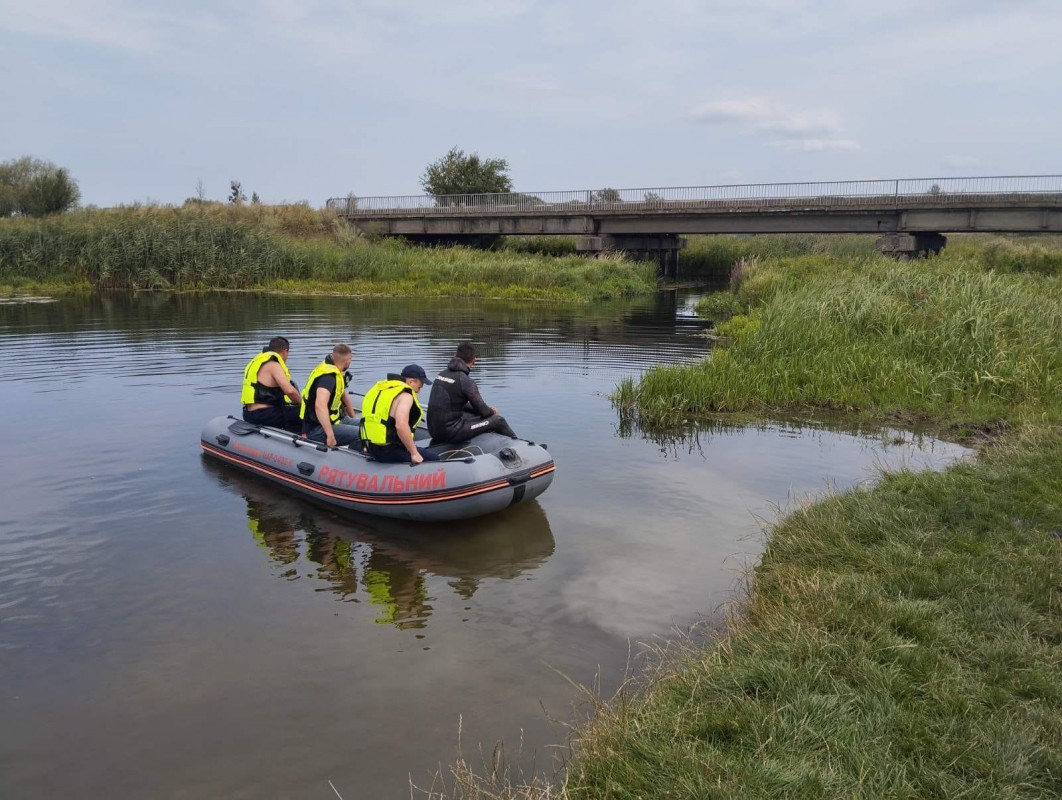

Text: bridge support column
xmin=575 ymin=235 xmax=688 ymax=278
xmin=875 ymin=232 xmax=947 ymax=259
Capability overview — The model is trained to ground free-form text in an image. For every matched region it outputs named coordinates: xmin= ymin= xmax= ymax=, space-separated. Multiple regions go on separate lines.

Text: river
xmin=0 ymin=292 xmax=968 ymax=798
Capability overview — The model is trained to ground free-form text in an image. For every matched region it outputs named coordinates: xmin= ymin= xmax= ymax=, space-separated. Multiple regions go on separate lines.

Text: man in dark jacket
xmin=427 ymin=341 xmax=518 ymax=443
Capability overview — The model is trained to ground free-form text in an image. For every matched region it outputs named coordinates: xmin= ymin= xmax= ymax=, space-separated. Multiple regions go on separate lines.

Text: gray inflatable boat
xmin=200 ymin=415 xmax=555 ymax=521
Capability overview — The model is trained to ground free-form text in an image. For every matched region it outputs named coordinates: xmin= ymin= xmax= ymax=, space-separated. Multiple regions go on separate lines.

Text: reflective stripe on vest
xmin=359 ymin=379 xmax=423 ymax=446
xmin=299 ymin=362 xmax=346 ymax=424
xmin=241 ymin=351 xmax=292 ymax=406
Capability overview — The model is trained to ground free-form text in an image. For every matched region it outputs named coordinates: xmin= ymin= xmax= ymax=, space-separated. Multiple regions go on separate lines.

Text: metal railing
xmin=327 ymin=175 xmax=1062 ymax=217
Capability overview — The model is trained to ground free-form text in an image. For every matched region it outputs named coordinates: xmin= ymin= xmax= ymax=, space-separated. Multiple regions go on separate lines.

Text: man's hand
xmin=410 ymin=451 xmax=424 ymax=465
xmin=490 ymin=406 xmax=499 ymax=415
xmin=326 ymin=434 xmax=337 ymax=447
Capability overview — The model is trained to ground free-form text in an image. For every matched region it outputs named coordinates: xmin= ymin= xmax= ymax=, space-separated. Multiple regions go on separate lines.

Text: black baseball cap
xmin=400 ymin=364 xmax=432 ymax=385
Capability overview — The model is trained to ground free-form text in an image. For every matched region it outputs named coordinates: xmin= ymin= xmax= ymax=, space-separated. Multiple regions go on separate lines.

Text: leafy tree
xmin=0 ymin=178 xmax=15 ymax=217
xmin=592 ymin=187 xmax=621 ymax=203
xmin=420 ymin=147 xmax=512 ymax=200
xmin=250 ymin=191 xmax=261 ymax=204
xmin=643 ymin=191 xmax=663 ymax=203
xmin=228 ymin=180 xmax=246 ymax=204
xmin=0 ymin=156 xmax=80 ymax=217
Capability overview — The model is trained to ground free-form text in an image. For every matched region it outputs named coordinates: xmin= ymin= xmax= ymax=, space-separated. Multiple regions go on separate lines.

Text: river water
xmin=0 ymin=292 xmax=968 ymax=798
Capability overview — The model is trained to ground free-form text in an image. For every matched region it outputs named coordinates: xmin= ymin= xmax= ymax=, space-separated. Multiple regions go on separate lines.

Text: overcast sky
xmin=2 ymin=0 xmax=1060 ymax=206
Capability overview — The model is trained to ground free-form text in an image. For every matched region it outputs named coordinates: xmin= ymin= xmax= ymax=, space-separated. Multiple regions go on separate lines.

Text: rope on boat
xmin=439 ymin=446 xmax=484 ymax=460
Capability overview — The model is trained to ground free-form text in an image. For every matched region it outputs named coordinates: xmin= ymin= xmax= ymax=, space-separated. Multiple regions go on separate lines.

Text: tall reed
xmin=0 ymin=205 xmax=657 ymax=301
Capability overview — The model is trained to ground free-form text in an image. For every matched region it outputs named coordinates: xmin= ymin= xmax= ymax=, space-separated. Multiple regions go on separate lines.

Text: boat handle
xmin=506 ymin=468 xmax=532 ymax=486
xmin=297 ymin=462 xmax=315 ymax=476
xmin=215 ymin=434 xmax=230 ymax=446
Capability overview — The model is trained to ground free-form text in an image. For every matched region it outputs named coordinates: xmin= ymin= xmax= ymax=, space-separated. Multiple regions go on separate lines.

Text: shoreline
xmin=0 ymin=282 xmax=612 ymax=304
xmin=446 ymin=242 xmax=1062 ymax=798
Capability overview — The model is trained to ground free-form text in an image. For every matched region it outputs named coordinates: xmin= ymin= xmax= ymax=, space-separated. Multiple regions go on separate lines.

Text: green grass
xmin=0 ymin=205 xmax=657 ymax=302
xmin=435 ymin=239 xmax=1062 ymax=799
xmin=617 ymin=253 xmax=1062 ymax=433
xmin=677 ymin=233 xmax=1062 ymax=279
xmin=556 ymin=425 xmax=1062 ymax=799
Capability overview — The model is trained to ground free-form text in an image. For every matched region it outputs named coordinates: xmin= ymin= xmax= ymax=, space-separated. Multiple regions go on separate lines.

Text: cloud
xmin=692 ymin=97 xmax=859 ymax=152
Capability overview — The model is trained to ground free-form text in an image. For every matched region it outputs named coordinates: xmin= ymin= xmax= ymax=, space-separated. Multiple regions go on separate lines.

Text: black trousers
xmin=435 ymin=412 xmax=517 ymax=443
xmin=243 ymin=404 xmax=302 ymax=433
xmin=367 ymin=443 xmax=441 ymax=463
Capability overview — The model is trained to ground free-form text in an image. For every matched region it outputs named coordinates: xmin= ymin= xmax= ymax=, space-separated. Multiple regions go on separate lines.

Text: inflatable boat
xmin=200 ymin=416 xmax=555 ymax=521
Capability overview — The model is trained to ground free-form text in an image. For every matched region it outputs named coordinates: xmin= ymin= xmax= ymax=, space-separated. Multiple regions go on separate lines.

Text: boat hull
xmin=200 ymin=416 xmax=555 ymax=521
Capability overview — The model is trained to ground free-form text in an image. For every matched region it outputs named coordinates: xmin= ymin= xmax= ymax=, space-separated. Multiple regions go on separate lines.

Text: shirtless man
xmin=240 ymin=336 xmax=303 ymax=432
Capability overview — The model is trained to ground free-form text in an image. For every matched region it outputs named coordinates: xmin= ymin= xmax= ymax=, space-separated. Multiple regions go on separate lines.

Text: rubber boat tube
xmin=200 ymin=416 xmax=556 ymax=521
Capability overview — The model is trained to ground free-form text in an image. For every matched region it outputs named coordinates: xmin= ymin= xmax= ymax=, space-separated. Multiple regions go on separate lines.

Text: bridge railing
xmin=328 ymin=175 xmax=1062 ymax=216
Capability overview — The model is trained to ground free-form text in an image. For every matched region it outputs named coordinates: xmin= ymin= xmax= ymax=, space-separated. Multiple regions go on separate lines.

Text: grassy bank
xmin=0 ymin=205 xmax=657 ymax=302
xmin=439 ymin=241 xmax=1062 ymax=798
xmin=552 ymin=425 xmax=1062 ymax=799
xmin=616 ymin=248 xmax=1062 ymax=433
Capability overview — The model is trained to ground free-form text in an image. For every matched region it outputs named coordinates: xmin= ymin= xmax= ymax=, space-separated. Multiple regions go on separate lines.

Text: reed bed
xmin=678 ymin=233 xmax=1062 ymax=279
xmin=0 ymin=205 xmax=657 ymax=301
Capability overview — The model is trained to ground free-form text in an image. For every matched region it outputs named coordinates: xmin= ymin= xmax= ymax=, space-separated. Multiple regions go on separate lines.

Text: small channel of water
xmin=0 ymin=291 xmax=967 ymax=797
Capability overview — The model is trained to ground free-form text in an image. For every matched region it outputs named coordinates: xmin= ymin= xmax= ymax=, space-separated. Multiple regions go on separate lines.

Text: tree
xmin=195 ymin=178 xmax=206 ymax=201
xmin=228 ymin=180 xmax=247 ymax=204
xmin=420 ymin=147 xmax=512 ymax=200
xmin=643 ymin=191 xmax=663 ymax=203
xmin=0 ymin=156 xmax=81 ymax=217
xmin=592 ymin=187 xmax=621 ymax=204
xmin=250 ymin=191 xmax=261 ymax=204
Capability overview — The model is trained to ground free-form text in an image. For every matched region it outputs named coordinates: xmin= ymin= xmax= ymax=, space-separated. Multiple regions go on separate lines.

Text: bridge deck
xmin=328 ymin=176 xmax=1062 ymax=237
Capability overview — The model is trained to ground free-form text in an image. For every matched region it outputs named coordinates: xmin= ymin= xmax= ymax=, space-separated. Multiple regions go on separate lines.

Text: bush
xmin=0 ymin=157 xmax=81 ymax=217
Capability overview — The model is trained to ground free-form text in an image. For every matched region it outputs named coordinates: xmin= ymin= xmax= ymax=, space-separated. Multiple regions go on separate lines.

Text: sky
xmin=2 ymin=0 xmax=1060 ymax=207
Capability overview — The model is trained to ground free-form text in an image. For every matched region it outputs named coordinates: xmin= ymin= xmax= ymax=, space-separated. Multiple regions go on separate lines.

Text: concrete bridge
xmin=327 ymin=176 xmax=1062 ymax=276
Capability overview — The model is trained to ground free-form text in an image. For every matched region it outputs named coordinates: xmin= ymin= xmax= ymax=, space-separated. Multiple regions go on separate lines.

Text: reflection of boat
xmin=202 ymin=462 xmax=556 ymax=630
xmin=200 ymin=416 xmax=555 ymax=521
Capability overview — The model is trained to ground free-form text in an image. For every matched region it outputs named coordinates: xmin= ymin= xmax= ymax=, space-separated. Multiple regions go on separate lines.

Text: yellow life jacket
xmin=360 ymin=379 xmax=423 ymax=446
xmin=299 ymin=362 xmax=346 ymax=424
xmin=240 ymin=351 xmax=292 ymax=406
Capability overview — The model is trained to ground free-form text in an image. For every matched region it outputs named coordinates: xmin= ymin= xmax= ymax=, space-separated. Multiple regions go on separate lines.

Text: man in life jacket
xmin=427 ymin=341 xmax=517 ymax=443
xmin=360 ymin=365 xmax=441 ymax=465
xmin=241 ymin=336 xmax=303 ymax=432
xmin=300 ymin=343 xmax=359 ymax=447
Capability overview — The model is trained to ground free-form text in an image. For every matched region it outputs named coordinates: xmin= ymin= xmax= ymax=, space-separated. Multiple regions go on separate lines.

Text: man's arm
xmin=392 ymin=394 xmax=423 ymax=464
xmin=315 ymin=387 xmax=337 ymax=446
xmin=460 ymin=375 xmax=494 ymax=418
xmin=264 ymin=362 xmax=302 ymax=405
xmin=341 ymin=390 xmax=356 ymax=419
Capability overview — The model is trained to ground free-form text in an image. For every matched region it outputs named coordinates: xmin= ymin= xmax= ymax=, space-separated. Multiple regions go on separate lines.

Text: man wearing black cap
xmin=427 ymin=341 xmax=517 ymax=444
xmin=359 ymin=365 xmax=441 ymax=464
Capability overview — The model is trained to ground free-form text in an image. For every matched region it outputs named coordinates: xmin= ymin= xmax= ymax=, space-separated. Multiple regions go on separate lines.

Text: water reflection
xmin=617 ymin=409 xmax=960 ymax=465
xmin=2 ymin=290 xmax=976 ymax=799
xmin=205 ymin=462 xmax=555 ymax=630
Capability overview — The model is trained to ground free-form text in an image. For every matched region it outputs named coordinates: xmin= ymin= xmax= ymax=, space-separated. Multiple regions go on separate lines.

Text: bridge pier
xmin=575 ymin=235 xmax=688 ymax=278
xmin=875 ymin=232 xmax=947 ymax=259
